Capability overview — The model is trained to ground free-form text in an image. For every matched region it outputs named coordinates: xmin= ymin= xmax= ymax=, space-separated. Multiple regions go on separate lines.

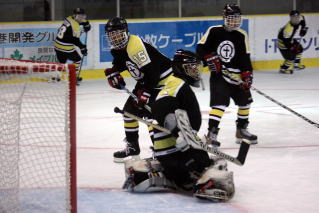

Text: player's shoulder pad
xmin=157 ymin=75 xmax=185 ymax=100
xmin=66 ymin=16 xmax=81 ymax=37
xmin=127 ymin=35 xmax=151 ymax=68
xmin=235 ymin=28 xmax=251 ymax=53
xmin=283 ymin=22 xmax=294 ymax=39
xmin=198 ymin=25 xmax=223 ymax=45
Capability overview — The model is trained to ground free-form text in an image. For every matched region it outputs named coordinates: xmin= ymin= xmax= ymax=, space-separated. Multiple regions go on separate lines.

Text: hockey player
xmin=122 ymin=49 xmax=235 ymax=202
xmin=277 ymin=10 xmax=308 ymax=74
xmin=54 ymin=8 xmax=91 ymax=82
xmin=196 ymin=4 xmax=258 ymax=146
xmin=104 ymin=17 xmax=173 ymax=163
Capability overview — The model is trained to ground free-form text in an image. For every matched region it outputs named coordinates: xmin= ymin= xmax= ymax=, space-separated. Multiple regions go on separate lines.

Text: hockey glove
xmin=240 ymin=71 xmax=253 ymax=89
xmin=82 ymin=21 xmax=91 ymax=32
xmin=80 ymin=47 xmax=88 ymax=56
xmin=299 ymin=27 xmax=308 ymax=37
xmin=290 ymin=43 xmax=303 ymax=54
xmin=104 ymin=68 xmax=126 ymax=89
xmin=203 ymin=53 xmax=221 ymax=73
xmin=136 ymin=89 xmax=151 ymax=109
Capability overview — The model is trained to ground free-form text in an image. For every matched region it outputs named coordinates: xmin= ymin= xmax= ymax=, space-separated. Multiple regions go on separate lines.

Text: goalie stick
xmin=221 ymin=69 xmax=319 ymax=128
xmin=114 ymin=107 xmax=250 ymax=166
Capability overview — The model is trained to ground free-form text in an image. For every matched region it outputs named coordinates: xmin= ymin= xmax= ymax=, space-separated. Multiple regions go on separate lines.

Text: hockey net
xmin=0 ymin=58 xmax=77 ymax=213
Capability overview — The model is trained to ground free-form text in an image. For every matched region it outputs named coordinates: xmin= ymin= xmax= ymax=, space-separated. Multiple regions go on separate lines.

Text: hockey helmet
xmin=105 ymin=17 xmax=129 ymax=50
xmin=173 ymin=49 xmax=202 ymax=87
xmin=289 ymin=10 xmax=301 ymax=25
xmin=73 ymin=8 xmax=87 ymax=23
xmin=223 ymin=4 xmax=242 ymax=31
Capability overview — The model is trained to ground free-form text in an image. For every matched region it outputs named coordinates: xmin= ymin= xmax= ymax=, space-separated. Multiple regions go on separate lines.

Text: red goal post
xmin=0 ymin=58 xmax=77 ymax=213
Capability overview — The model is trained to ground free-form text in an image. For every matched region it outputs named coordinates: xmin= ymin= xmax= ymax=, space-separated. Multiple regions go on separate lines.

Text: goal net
xmin=0 ymin=58 xmax=77 ymax=213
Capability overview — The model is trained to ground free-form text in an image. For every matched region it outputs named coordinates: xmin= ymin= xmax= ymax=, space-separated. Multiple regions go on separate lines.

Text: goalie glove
xmin=203 ymin=53 xmax=221 ymax=73
xmin=104 ymin=68 xmax=126 ymax=89
xmin=240 ymin=71 xmax=253 ymax=90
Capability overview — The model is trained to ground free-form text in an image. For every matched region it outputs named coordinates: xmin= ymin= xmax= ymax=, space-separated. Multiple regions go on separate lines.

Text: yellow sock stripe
xmin=124 ymin=121 xmax=139 ymax=128
xmin=209 ymin=108 xmax=225 ymax=118
xmin=237 ymin=108 xmax=250 ymax=116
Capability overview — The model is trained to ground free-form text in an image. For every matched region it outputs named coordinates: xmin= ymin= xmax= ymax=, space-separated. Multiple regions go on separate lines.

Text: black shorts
xmin=279 ymin=40 xmax=303 ymax=60
xmin=55 ymin=49 xmax=82 ymax=63
xmin=210 ymin=74 xmax=253 ymax=106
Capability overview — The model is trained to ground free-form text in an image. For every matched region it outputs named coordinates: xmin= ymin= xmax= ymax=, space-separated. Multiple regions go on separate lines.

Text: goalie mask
xmin=289 ymin=10 xmax=301 ymax=25
xmin=173 ymin=49 xmax=202 ymax=87
xmin=105 ymin=17 xmax=129 ymax=50
xmin=73 ymin=8 xmax=87 ymax=23
xmin=223 ymin=4 xmax=242 ymax=31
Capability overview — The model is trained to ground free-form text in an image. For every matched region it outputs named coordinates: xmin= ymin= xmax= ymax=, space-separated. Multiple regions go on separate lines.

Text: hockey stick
xmin=77 ymin=32 xmax=88 ymax=84
xmin=114 ymin=107 xmax=169 ymax=133
xmin=221 ymin=69 xmax=319 ymax=128
xmin=114 ymin=107 xmax=250 ymax=166
xmin=120 ymin=86 xmax=152 ymax=113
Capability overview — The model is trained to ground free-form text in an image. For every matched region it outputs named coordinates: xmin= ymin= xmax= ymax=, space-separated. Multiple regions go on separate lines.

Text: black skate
xmin=113 ymin=139 xmax=140 ymax=163
xmin=236 ymin=124 xmax=258 ymax=144
xmin=205 ymin=127 xmax=221 ymax=147
xmin=279 ymin=68 xmax=293 ymax=74
xmin=294 ymin=64 xmax=305 ymax=70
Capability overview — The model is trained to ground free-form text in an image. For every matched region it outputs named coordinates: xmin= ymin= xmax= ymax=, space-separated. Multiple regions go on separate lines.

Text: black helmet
xmin=223 ymin=4 xmax=242 ymax=31
xmin=289 ymin=10 xmax=301 ymax=25
xmin=73 ymin=8 xmax=85 ymax=15
xmin=105 ymin=17 xmax=128 ymax=33
xmin=173 ymin=49 xmax=202 ymax=87
xmin=73 ymin=8 xmax=86 ymax=23
xmin=105 ymin=17 xmax=129 ymax=50
xmin=290 ymin=10 xmax=300 ymax=16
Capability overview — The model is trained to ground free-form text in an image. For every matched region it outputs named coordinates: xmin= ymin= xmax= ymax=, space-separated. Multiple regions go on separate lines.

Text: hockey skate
xmin=294 ymin=64 xmax=305 ymax=70
xmin=279 ymin=67 xmax=293 ymax=74
xmin=204 ymin=127 xmax=221 ymax=147
xmin=235 ymin=123 xmax=258 ymax=144
xmin=113 ymin=138 xmax=140 ymax=163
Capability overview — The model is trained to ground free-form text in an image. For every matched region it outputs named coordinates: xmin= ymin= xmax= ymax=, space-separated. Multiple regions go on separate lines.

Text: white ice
xmin=76 ymin=68 xmax=319 ymax=213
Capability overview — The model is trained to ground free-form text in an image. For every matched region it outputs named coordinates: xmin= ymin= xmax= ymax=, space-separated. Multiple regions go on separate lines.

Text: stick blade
xmin=235 ymin=140 xmax=251 ymax=166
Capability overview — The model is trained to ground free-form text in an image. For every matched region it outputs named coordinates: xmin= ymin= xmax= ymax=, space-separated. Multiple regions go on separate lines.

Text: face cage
xmin=182 ymin=63 xmax=201 ymax=81
xmin=224 ymin=15 xmax=242 ymax=31
xmin=106 ymin=30 xmax=129 ymax=50
xmin=74 ymin=14 xmax=87 ymax=23
xmin=290 ymin=15 xmax=301 ymax=25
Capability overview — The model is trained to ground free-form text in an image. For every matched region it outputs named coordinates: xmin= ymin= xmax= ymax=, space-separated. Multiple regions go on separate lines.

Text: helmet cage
xmin=224 ymin=14 xmax=241 ymax=31
xmin=106 ymin=29 xmax=129 ymax=50
xmin=290 ymin=15 xmax=301 ymax=25
xmin=182 ymin=63 xmax=201 ymax=81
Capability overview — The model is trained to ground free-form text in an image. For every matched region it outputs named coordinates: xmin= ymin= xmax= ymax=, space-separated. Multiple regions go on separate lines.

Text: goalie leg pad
xmin=123 ymin=158 xmax=176 ymax=192
xmin=194 ymin=168 xmax=235 ymax=202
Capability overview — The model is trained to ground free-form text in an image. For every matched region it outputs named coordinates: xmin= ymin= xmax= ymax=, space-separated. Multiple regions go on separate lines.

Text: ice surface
xmin=77 ymin=68 xmax=319 ymax=213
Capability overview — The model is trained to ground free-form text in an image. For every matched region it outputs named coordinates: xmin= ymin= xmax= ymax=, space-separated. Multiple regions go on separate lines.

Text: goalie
xmin=122 ymin=50 xmax=235 ymax=202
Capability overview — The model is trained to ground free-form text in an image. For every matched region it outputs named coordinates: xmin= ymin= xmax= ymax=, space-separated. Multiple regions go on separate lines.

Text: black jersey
xmin=151 ymin=75 xmax=201 ymax=154
xmin=54 ymin=16 xmax=85 ymax=53
xmin=196 ymin=25 xmax=252 ymax=85
xmin=277 ymin=16 xmax=306 ymax=49
xmin=111 ymin=35 xmax=173 ymax=91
